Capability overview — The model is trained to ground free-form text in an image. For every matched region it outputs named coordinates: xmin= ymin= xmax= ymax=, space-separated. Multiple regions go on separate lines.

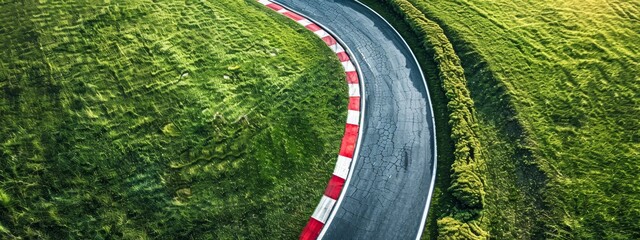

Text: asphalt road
xmin=275 ymin=1 xmax=437 ymax=239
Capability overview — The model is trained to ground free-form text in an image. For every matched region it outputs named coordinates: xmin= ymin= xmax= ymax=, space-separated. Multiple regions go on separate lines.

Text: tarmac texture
xmin=275 ymin=1 xmax=437 ymax=239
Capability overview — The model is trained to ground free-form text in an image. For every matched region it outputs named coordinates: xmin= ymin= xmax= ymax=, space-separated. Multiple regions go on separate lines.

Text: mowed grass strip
xmin=408 ymin=0 xmax=639 ymax=239
xmin=0 ymin=0 xmax=346 ymax=239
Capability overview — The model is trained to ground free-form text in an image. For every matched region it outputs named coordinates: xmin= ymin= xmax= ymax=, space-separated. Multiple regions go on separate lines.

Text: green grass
xmin=404 ymin=0 xmax=639 ymax=238
xmin=0 ymin=0 xmax=347 ymax=239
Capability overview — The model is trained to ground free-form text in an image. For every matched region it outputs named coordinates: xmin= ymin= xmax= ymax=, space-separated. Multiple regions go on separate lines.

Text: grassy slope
xmin=410 ymin=0 xmax=640 ymax=238
xmin=0 ymin=0 xmax=346 ymax=238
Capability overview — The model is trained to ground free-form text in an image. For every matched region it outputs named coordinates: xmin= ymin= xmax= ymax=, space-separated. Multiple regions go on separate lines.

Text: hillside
xmin=402 ymin=0 xmax=639 ymax=238
xmin=0 ymin=0 xmax=346 ymax=238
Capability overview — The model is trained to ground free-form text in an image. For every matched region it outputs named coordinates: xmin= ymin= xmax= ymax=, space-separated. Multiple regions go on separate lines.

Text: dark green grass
xmin=0 ymin=0 xmax=346 ymax=238
xmin=408 ymin=0 xmax=640 ymax=238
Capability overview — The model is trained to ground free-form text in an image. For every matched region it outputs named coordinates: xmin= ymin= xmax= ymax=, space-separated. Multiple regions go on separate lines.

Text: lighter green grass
xmin=410 ymin=0 xmax=639 ymax=238
xmin=0 ymin=0 xmax=346 ymax=238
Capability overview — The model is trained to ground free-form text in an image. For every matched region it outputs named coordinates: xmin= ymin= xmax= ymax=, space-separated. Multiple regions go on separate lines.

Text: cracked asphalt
xmin=274 ymin=0 xmax=437 ymax=239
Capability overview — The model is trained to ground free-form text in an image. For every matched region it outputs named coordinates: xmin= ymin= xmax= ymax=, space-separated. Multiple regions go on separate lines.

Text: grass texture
xmin=400 ymin=0 xmax=639 ymax=238
xmin=0 ymin=0 xmax=347 ymax=239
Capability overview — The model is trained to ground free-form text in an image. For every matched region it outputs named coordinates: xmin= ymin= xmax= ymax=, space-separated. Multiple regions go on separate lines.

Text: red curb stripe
xmin=324 ymin=175 xmax=346 ymax=199
xmin=346 ymin=71 xmax=359 ymax=84
xmin=265 ymin=3 xmax=283 ymax=11
xmin=349 ymin=97 xmax=361 ymax=111
xmin=336 ymin=52 xmax=350 ymax=62
xmin=305 ymin=23 xmax=322 ymax=32
xmin=322 ymin=35 xmax=337 ymax=46
xmin=345 ymin=123 xmax=360 ymax=137
xmin=300 ymin=218 xmax=324 ymax=240
xmin=339 ymin=124 xmax=360 ymax=159
xmin=283 ymin=11 xmax=305 ymax=21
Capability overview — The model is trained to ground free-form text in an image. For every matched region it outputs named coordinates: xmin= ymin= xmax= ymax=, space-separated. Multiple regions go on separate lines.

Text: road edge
xmin=348 ymin=1 xmax=438 ymax=239
xmin=256 ymin=1 xmax=367 ymax=239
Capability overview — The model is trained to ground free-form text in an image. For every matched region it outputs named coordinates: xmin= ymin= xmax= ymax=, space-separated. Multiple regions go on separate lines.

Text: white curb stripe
xmin=328 ymin=43 xmax=345 ymax=54
xmin=277 ymin=8 xmax=288 ymax=14
xmin=313 ymin=30 xmax=330 ymax=39
xmin=297 ymin=19 xmax=313 ymax=26
xmin=333 ymin=156 xmax=352 ymax=179
xmin=311 ymin=195 xmax=337 ymax=224
xmin=346 ymin=110 xmax=360 ymax=125
xmin=258 ymin=0 xmax=270 ymax=5
xmin=342 ymin=61 xmax=356 ymax=72
xmin=349 ymin=83 xmax=360 ymax=97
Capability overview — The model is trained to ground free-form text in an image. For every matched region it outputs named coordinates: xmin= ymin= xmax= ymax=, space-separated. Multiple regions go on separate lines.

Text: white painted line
xmin=348 ymin=83 xmax=360 ymax=97
xmin=341 ymin=61 xmax=356 ymax=72
xmin=333 ymin=156 xmax=352 ymax=179
xmin=346 ymin=110 xmax=360 ymax=125
xmin=352 ymin=2 xmax=438 ymax=240
xmin=311 ymin=195 xmax=337 ymax=224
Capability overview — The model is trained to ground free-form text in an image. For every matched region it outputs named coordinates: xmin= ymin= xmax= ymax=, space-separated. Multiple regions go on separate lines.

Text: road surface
xmin=276 ymin=0 xmax=437 ymax=239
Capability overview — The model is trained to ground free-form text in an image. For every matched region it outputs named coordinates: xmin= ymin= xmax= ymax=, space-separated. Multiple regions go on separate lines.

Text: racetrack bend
xmin=262 ymin=0 xmax=438 ymax=239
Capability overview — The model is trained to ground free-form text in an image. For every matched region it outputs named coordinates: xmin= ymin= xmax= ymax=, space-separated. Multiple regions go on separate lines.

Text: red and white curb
xmin=257 ymin=1 xmax=363 ymax=239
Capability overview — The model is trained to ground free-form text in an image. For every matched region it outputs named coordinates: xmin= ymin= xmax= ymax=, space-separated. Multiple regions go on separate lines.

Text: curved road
xmin=275 ymin=0 xmax=437 ymax=239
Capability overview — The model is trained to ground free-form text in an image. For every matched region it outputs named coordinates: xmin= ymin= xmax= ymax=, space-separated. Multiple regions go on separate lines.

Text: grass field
xmin=402 ymin=0 xmax=639 ymax=238
xmin=0 ymin=0 xmax=347 ymax=238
